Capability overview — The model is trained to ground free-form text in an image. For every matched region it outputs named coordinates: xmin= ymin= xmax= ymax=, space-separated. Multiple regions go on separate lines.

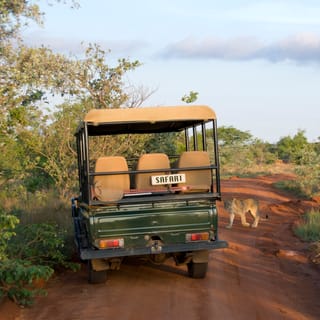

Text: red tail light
xmin=186 ymin=232 xmax=209 ymax=242
xmin=98 ymin=238 xmax=124 ymax=249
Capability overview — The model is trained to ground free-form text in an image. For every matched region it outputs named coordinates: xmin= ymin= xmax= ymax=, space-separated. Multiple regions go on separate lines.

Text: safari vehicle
xmin=72 ymin=105 xmax=228 ymax=283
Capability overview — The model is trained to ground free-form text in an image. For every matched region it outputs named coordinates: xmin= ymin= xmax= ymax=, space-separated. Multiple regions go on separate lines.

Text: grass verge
xmin=294 ymin=209 xmax=320 ymax=265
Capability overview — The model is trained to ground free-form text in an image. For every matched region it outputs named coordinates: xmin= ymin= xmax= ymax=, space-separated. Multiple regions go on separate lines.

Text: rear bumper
xmin=79 ymin=239 xmax=228 ymax=260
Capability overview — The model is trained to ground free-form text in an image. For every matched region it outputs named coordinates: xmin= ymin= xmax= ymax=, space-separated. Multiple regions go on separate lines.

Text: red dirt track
xmin=2 ymin=174 xmax=320 ymax=320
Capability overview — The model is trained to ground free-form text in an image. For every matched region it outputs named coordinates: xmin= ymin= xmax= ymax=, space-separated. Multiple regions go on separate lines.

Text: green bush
xmin=7 ymin=223 xmax=79 ymax=271
xmin=0 ymin=208 xmax=79 ymax=306
xmin=0 ymin=259 xmax=53 ymax=306
xmin=0 ymin=209 xmax=19 ymax=260
xmin=294 ymin=209 xmax=320 ymax=242
xmin=294 ymin=151 xmax=320 ymax=197
xmin=0 ymin=208 xmax=53 ymax=306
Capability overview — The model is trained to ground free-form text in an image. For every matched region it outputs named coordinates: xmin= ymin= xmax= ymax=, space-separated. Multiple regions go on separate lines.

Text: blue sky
xmin=24 ymin=0 xmax=320 ymax=142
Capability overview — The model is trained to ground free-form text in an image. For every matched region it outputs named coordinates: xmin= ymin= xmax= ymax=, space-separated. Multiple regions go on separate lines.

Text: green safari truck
xmin=72 ymin=105 xmax=228 ymax=283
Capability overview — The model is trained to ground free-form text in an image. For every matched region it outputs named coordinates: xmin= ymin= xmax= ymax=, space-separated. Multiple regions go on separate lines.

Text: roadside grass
xmin=272 ymin=180 xmax=307 ymax=198
xmin=221 ymin=162 xmax=295 ymax=179
xmin=294 ymin=209 xmax=320 ymax=265
xmin=16 ymin=192 xmax=75 ymax=263
xmin=4 ymin=190 xmax=73 ymax=233
xmin=294 ymin=209 xmax=320 ymax=242
xmin=7 ymin=190 xmax=75 ymax=254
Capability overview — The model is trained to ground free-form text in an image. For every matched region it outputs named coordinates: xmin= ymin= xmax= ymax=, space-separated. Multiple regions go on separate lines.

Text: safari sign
xmin=151 ymin=174 xmax=186 ymax=185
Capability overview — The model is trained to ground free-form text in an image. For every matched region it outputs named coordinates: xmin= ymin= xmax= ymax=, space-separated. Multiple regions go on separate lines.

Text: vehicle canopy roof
xmin=77 ymin=105 xmax=216 ymax=135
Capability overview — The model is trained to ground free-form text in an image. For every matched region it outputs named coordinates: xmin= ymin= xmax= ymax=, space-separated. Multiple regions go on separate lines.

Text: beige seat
xmin=135 ymin=153 xmax=170 ymax=191
xmin=93 ymin=156 xmax=130 ymax=201
xmin=177 ymin=151 xmax=211 ymax=192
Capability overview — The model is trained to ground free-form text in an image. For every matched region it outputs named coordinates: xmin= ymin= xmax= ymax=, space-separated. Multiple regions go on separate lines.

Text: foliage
xmin=276 ymin=130 xmax=309 ymax=163
xmin=294 ymin=209 xmax=320 ymax=266
xmin=248 ymin=140 xmax=277 ymax=165
xmin=1 ymin=19 xmax=141 ymax=202
xmin=0 ymin=0 xmax=146 ymax=307
xmin=0 ymin=44 xmax=81 ymax=198
xmin=142 ymin=132 xmax=180 ymax=155
xmin=218 ymin=126 xmax=253 ymax=146
xmin=218 ymin=128 xmax=320 ymax=196
xmin=0 ymin=259 xmax=53 ymax=306
xmin=181 ymin=91 xmax=198 ymax=103
xmin=0 ymin=209 xmax=78 ymax=306
xmin=217 ymin=126 xmax=276 ymax=175
xmin=274 ymin=139 xmax=320 ymax=197
xmin=25 ymin=103 xmax=83 ymax=199
xmin=0 ymin=0 xmax=42 ymax=42
xmin=0 ymin=204 xmax=77 ymax=306
xmin=294 ymin=209 xmax=320 ymax=242
xmin=72 ymin=44 xmax=141 ymax=109
xmin=294 ymin=147 xmax=320 ymax=197
xmin=0 ymin=207 xmax=53 ymax=306
xmin=0 ymin=0 xmax=77 ymax=43
xmin=273 ymin=180 xmax=307 ymax=198
xmin=0 ymin=208 xmax=19 ymax=260
xmin=8 ymin=223 xmax=79 ymax=271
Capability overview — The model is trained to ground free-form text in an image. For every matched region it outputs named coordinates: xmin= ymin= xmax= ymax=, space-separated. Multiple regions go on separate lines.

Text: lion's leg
xmin=240 ymin=212 xmax=250 ymax=227
xmin=251 ymin=212 xmax=260 ymax=228
xmin=226 ymin=212 xmax=235 ymax=229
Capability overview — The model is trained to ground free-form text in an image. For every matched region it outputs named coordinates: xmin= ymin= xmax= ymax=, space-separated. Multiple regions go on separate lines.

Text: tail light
xmin=97 ymin=238 xmax=124 ymax=249
xmin=186 ymin=232 xmax=209 ymax=242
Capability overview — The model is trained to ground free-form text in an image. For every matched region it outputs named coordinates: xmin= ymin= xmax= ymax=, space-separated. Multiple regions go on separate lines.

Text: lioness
xmin=224 ymin=198 xmax=260 ymax=229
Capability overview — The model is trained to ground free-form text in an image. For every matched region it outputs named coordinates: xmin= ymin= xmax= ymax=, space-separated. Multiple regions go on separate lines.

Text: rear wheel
xmin=88 ymin=261 xmax=107 ymax=284
xmin=187 ymin=261 xmax=208 ymax=278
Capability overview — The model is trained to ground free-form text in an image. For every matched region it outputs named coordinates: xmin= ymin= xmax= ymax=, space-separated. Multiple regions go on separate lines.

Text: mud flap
xmin=191 ymin=250 xmax=209 ymax=263
xmin=91 ymin=259 xmax=109 ymax=271
xmin=91 ymin=258 xmax=122 ymax=271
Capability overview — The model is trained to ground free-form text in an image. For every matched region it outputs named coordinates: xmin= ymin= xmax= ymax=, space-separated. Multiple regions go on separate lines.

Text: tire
xmin=88 ymin=261 xmax=107 ymax=284
xmin=187 ymin=261 xmax=208 ymax=279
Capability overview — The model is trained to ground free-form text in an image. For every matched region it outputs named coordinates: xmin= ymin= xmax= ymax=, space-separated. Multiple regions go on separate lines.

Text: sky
xmin=23 ymin=0 xmax=320 ymax=142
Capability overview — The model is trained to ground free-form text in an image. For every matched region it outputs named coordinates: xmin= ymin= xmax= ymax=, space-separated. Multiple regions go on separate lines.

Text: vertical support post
xmin=84 ymin=123 xmax=90 ymax=204
xmin=185 ymin=128 xmax=190 ymax=151
xmin=202 ymin=123 xmax=206 ymax=151
xmin=212 ymin=120 xmax=221 ymax=195
xmin=193 ymin=125 xmax=198 ymax=150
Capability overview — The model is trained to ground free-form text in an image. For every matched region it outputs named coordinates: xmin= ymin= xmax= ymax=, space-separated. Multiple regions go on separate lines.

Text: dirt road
xmin=2 ymin=174 xmax=320 ymax=320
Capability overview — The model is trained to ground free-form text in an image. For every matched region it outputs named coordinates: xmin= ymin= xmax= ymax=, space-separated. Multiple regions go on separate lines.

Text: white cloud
xmin=161 ymin=33 xmax=320 ymax=64
xmin=265 ymin=33 xmax=320 ymax=62
xmin=23 ymin=32 xmax=149 ymax=56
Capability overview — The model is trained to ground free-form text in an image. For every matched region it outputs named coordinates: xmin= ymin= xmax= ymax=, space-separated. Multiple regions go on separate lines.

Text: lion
xmin=224 ymin=198 xmax=260 ymax=229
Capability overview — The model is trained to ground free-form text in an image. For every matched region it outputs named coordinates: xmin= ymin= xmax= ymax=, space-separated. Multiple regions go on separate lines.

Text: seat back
xmin=135 ymin=153 xmax=170 ymax=190
xmin=177 ymin=151 xmax=211 ymax=192
xmin=93 ymin=156 xmax=130 ymax=201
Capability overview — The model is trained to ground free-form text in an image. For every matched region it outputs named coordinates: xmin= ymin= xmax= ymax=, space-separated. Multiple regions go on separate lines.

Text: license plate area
xmin=151 ymin=174 xmax=186 ymax=185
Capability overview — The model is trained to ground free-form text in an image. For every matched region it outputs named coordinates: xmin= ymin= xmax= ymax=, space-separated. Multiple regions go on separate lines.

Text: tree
xmin=35 ymin=44 xmax=141 ymax=199
xmin=0 ymin=0 xmax=42 ymax=42
xmin=249 ymin=139 xmax=277 ymax=165
xmin=216 ymin=126 xmax=277 ymax=174
xmin=276 ymin=130 xmax=308 ymax=163
xmin=0 ymin=208 xmax=19 ymax=261
xmin=294 ymin=147 xmax=320 ymax=196
xmin=0 ymin=1 xmax=81 ymax=194
xmin=218 ymin=126 xmax=253 ymax=146
xmin=0 ymin=1 xmax=143 ymax=200
xmin=181 ymin=91 xmax=198 ymax=104
xmin=70 ymin=44 xmax=140 ymax=109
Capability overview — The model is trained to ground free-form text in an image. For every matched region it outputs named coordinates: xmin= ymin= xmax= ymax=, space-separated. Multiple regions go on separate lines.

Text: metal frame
xmin=75 ymin=118 xmax=221 ymax=206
